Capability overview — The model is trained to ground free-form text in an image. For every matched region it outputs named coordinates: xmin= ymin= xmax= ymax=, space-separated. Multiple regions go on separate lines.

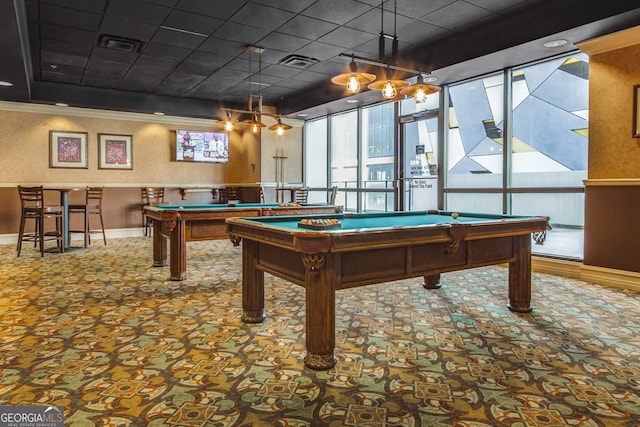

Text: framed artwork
xmin=49 ymin=130 xmax=89 ymax=169
xmin=98 ymin=133 xmax=133 ymax=169
xmin=634 ymin=84 xmax=640 ymax=138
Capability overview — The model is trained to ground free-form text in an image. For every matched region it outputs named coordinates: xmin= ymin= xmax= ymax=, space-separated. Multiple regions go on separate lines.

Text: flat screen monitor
xmin=176 ymin=130 xmax=228 ymax=163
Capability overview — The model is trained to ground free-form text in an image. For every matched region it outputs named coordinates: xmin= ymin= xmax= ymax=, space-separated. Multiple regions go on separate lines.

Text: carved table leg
xmin=241 ymin=239 xmax=265 ymax=323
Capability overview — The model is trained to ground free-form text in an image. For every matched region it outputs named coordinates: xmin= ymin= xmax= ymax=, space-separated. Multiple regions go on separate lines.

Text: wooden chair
xmin=143 ymin=187 xmax=167 ymax=237
xmin=68 ymin=187 xmax=106 ymax=247
xmin=294 ymin=187 xmax=309 ymax=203
xmin=16 ymin=185 xmax=65 ymax=256
xmin=329 ymin=186 xmax=338 ymax=204
xmin=219 ymin=187 xmax=239 ymax=204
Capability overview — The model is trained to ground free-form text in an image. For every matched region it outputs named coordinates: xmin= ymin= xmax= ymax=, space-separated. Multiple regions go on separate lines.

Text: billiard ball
xmin=451 ymin=212 xmax=459 ymax=219
xmin=178 ymin=206 xmax=184 ymax=210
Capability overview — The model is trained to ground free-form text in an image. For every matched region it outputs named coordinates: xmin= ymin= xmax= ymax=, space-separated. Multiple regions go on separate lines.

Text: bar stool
xmin=17 ymin=185 xmax=65 ymax=256
xmin=143 ymin=187 xmax=167 ymax=237
xmin=68 ymin=187 xmax=107 ymax=247
xmin=329 ymin=186 xmax=338 ymax=204
xmin=294 ymin=187 xmax=309 ymax=203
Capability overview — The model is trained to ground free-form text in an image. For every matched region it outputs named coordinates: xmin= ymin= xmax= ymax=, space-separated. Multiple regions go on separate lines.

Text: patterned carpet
xmin=1 ymin=237 xmax=640 ymax=426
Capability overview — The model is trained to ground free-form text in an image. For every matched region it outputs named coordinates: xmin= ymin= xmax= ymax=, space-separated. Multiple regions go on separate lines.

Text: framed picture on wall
xmin=49 ymin=130 xmax=89 ymax=169
xmin=98 ymin=133 xmax=133 ymax=169
xmin=634 ymin=84 xmax=640 ymax=138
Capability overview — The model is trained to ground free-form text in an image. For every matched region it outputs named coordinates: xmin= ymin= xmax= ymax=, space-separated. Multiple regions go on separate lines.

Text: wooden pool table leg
xmin=423 ymin=273 xmax=442 ymax=289
xmin=169 ymin=220 xmax=187 ymax=281
xmin=152 ymin=220 xmax=167 ymax=268
xmin=303 ymin=256 xmax=337 ymax=370
xmin=241 ymin=239 xmax=265 ymax=323
xmin=508 ymin=234 xmax=533 ymax=313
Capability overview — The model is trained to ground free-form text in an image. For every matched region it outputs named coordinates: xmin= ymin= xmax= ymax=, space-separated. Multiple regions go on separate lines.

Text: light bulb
xmin=224 ymin=120 xmax=234 ymax=132
xmin=251 ymin=123 xmax=259 ymax=134
xmin=382 ymin=81 xmax=396 ymax=99
xmin=346 ymin=74 xmax=360 ymax=93
xmin=276 ymin=126 xmax=285 ymax=136
xmin=414 ymin=87 xmax=427 ymax=103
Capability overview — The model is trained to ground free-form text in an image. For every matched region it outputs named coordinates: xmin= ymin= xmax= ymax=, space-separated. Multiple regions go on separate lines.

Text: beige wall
xmin=588 ymin=43 xmax=640 ymax=178
xmin=0 ymin=103 xmax=261 ymax=186
xmin=579 ymin=27 xmax=640 ymax=274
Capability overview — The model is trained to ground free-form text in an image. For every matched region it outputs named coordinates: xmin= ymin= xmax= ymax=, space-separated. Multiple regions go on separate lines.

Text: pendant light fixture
xmin=367 ymin=65 xmax=408 ymax=99
xmin=400 ymin=74 xmax=441 ymax=103
xmin=331 ymin=1 xmax=440 ymax=103
xmin=330 ymin=54 xmax=376 ymax=94
xmin=268 ymin=117 xmax=293 ymax=136
xmin=219 ymin=46 xmax=291 ymax=135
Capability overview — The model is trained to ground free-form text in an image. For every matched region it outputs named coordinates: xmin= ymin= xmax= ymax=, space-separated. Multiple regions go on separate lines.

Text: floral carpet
xmin=1 ymin=238 xmax=639 ymax=426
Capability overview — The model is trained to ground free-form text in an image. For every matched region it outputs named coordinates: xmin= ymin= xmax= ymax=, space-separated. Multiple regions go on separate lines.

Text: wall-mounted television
xmin=175 ymin=130 xmax=229 ymax=163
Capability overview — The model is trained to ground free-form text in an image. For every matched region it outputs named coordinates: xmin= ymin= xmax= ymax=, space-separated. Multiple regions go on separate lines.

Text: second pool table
xmin=226 ymin=210 xmax=550 ymax=370
xmin=144 ymin=203 xmax=342 ymax=280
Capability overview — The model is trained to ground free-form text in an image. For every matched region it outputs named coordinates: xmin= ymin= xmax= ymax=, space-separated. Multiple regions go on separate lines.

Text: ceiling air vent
xmin=98 ymin=35 xmax=143 ymax=53
xmin=279 ymin=54 xmax=319 ymax=69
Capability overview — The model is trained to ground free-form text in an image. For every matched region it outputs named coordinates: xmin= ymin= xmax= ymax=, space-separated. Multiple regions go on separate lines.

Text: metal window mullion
xmin=439 ymin=86 xmax=448 ymax=211
xmin=357 ymin=107 xmax=363 ymax=212
xmin=503 ymin=68 xmax=513 ymax=215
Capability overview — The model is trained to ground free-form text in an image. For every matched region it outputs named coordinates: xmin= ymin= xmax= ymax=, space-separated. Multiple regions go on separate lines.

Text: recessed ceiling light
xmin=346 ymin=99 xmax=359 ymax=104
xmin=297 ymin=113 xmax=308 ymax=117
xmin=544 ymin=39 xmax=568 ymax=48
xmin=0 ymin=81 xmax=13 ymax=87
xmin=423 ymin=76 xmax=437 ymax=83
xmin=153 ymin=112 xmax=165 ymax=115
xmin=55 ymin=103 xmax=68 ymax=107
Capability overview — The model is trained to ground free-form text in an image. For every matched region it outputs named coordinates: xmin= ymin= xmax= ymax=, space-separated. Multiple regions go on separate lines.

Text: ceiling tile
xmin=40 ymin=39 xmax=92 ymax=57
xmin=85 ymin=58 xmax=131 ymax=80
xmin=143 ymin=42 xmax=193 ymax=61
xmin=295 ymin=41 xmax=344 ymax=61
xmin=396 ymin=19 xmax=449 ymax=44
xmin=105 ymin=0 xmax=172 ymax=25
xmin=260 ymin=64 xmax=302 ymax=79
xmin=40 ymin=23 xmax=95 ymax=45
xmin=212 ymin=22 xmax=271 ymax=45
xmin=151 ymin=27 xmax=206 ymax=49
xmin=249 ymin=0 xmax=317 ymax=13
xmin=177 ymin=51 xmax=225 ymax=75
xmin=277 ymin=15 xmax=339 ymax=40
xmin=99 ymin=15 xmax=158 ymax=42
xmin=41 ymin=51 xmax=87 ymax=68
xmin=257 ymin=32 xmax=312 ymax=53
xmin=418 ymin=1 xmax=495 ymax=30
xmin=319 ymin=26 xmax=377 ymax=49
xmin=291 ymin=69 xmax=330 ymax=83
xmin=162 ymin=9 xmax=224 ymax=36
xmin=198 ymin=37 xmax=246 ymax=56
xmin=40 ymin=0 xmax=107 ymax=13
xmin=40 ymin=3 xmax=102 ymax=31
xmin=91 ymin=46 xmax=139 ymax=64
xmin=175 ymin=0 xmax=247 ymax=20
xmin=345 ymin=8 xmax=412 ymax=35
xmin=157 ymin=72 xmax=206 ymax=96
xmin=41 ymin=70 xmax=82 ymax=84
xmin=228 ymin=3 xmax=295 ymax=31
xmin=302 ymin=0 xmax=372 ymax=25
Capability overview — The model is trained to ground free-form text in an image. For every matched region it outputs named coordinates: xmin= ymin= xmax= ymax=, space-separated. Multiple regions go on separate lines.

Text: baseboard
xmin=580 ymin=265 xmax=640 ymax=292
xmin=532 ymin=256 xmax=582 ymax=279
xmin=0 ymin=228 xmax=145 ymax=245
xmin=532 ymin=256 xmax=640 ymax=292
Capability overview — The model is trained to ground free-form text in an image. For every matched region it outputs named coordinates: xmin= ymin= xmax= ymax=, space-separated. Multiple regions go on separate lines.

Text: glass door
xmin=401 ymin=114 xmax=439 ymax=211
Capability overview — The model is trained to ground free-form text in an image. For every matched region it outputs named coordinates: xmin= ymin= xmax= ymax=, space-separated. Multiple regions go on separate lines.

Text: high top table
xmin=44 ymin=186 xmax=82 ymax=251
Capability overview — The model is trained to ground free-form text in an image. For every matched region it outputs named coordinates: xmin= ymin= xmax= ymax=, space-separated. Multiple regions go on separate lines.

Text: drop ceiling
xmin=1 ymin=0 xmax=639 ymax=120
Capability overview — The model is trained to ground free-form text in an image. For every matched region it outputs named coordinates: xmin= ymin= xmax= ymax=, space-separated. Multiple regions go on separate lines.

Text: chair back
xmin=18 ymin=186 xmax=44 ymax=211
xmin=329 ymin=186 xmax=338 ymax=204
xmin=86 ymin=187 xmax=104 ymax=206
xmin=220 ymin=187 xmax=238 ymax=203
xmin=294 ymin=187 xmax=309 ymax=203
xmin=144 ymin=187 xmax=166 ymax=206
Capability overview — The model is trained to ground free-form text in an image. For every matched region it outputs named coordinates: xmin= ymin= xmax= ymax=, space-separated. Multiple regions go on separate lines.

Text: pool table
xmin=144 ymin=203 xmax=342 ymax=280
xmin=225 ymin=210 xmax=550 ymax=370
